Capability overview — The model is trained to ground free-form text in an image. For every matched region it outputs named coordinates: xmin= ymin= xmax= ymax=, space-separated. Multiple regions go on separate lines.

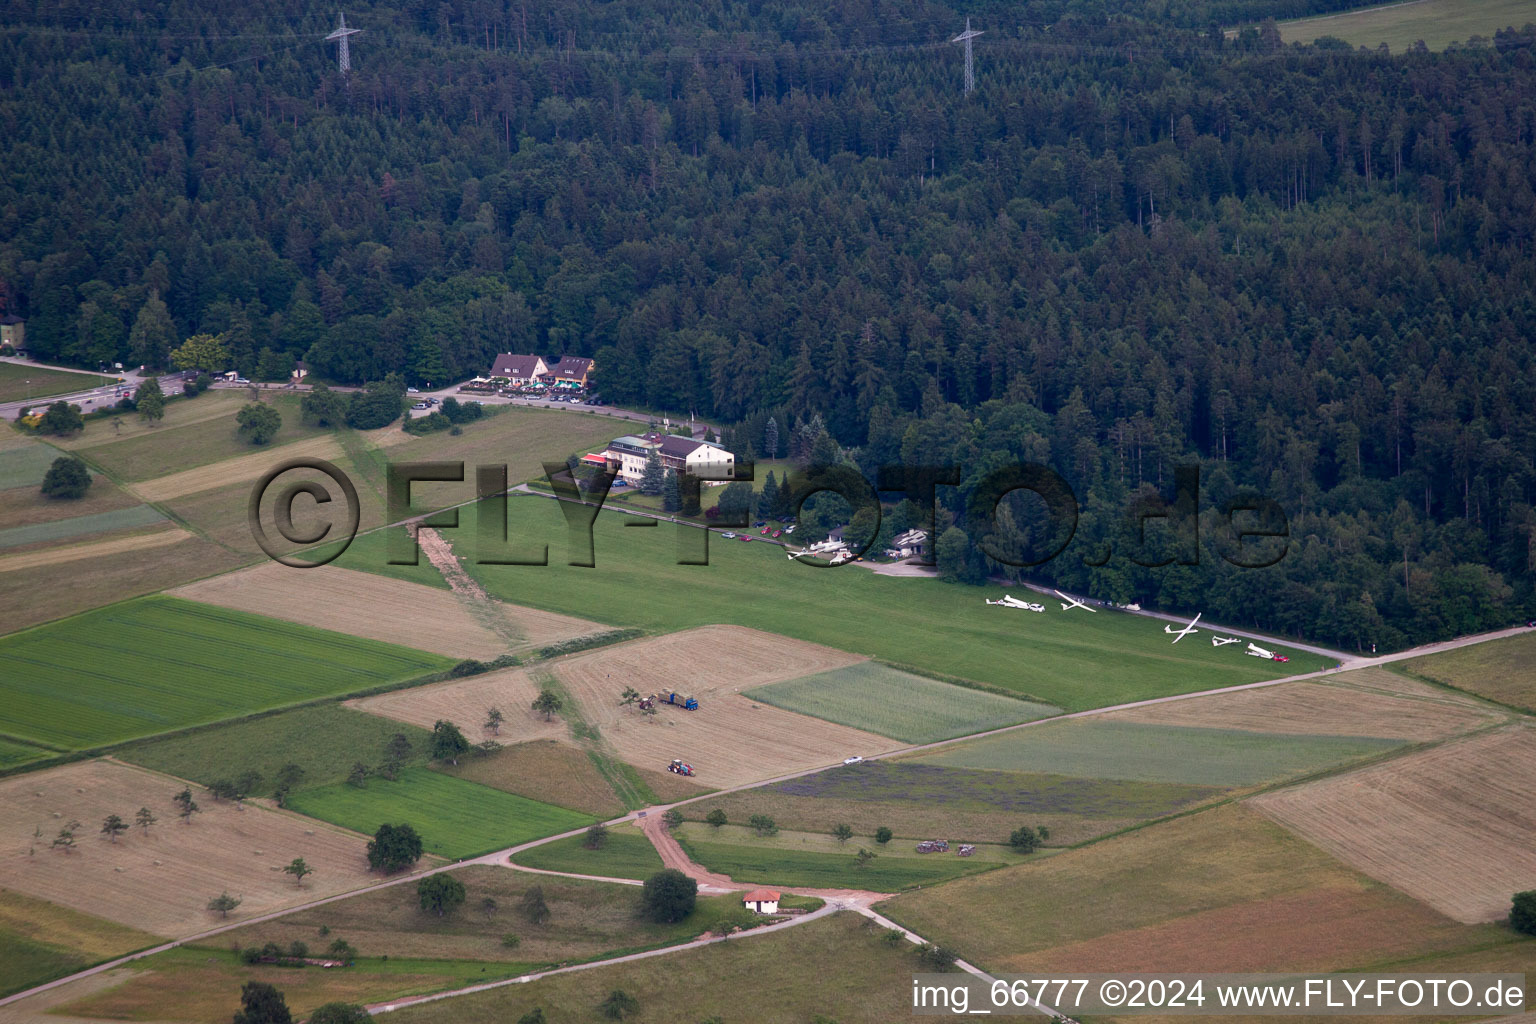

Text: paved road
xmin=0 ymin=362 xmax=159 ymax=419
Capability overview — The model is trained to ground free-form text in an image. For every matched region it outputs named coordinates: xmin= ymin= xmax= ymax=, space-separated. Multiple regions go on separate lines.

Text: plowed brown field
xmin=0 ymin=760 xmax=379 ymax=937
xmin=1251 ymin=724 xmax=1536 ymax=922
xmin=552 ymin=625 xmax=894 ymax=787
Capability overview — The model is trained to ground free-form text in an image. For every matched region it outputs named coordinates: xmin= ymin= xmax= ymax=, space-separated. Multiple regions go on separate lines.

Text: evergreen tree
xmin=127 ymin=292 xmax=175 ymax=369
xmin=639 ymin=450 xmax=665 ymax=496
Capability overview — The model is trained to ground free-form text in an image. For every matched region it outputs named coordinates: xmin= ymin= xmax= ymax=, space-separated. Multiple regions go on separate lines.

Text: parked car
xmin=411 ymin=402 xmax=429 ymax=410
xmin=784 ymin=525 xmax=796 ymax=533
xmin=843 ymin=755 xmax=864 ymax=765
xmin=720 ymin=532 xmax=737 ymax=539
xmin=753 ymin=521 xmax=766 ymax=527
xmin=760 ymin=526 xmax=771 ymax=535
xmin=772 ymin=530 xmax=782 ymax=538
xmin=406 ymin=386 xmax=420 ymax=393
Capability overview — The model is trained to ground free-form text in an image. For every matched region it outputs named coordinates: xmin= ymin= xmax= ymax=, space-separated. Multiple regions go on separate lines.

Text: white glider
xmin=1211 ymin=636 xmax=1242 ymax=647
xmin=987 ymin=594 xmax=1045 ymax=612
xmin=1246 ymin=642 xmax=1276 ymax=659
xmin=1054 ymin=590 xmax=1097 ymax=612
xmin=1164 ymin=612 xmax=1202 ymax=644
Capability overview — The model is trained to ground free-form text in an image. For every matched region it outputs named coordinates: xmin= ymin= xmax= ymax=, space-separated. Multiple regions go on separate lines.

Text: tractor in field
xmin=660 ymin=691 xmax=699 ymax=710
xmin=668 ymin=759 xmax=695 ymax=776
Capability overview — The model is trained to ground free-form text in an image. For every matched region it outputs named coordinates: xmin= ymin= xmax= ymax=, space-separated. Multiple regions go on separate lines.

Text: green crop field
xmin=674 ymin=822 xmax=1014 ymax=890
xmin=747 ymin=662 xmax=1059 ymax=742
xmin=509 ymin=826 xmax=664 ymax=880
xmin=0 ymin=596 xmax=453 ymax=749
xmin=0 ymin=735 xmax=55 ymax=769
xmin=333 ymin=496 xmax=1328 ymax=712
xmin=286 ymin=768 xmax=594 ymax=858
xmin=687 ymin=761 xmax=1226 ymax=845
xmin=1400 ymin=632 xmax=1536 ymax=712
xmin=0 ymin=440 xmax=66 ymax=488
xmin=1279 ymin=0 xmax=1536 ymax=50
xmin=911 ymin=719 xmax=1403 ymax=786
xmin=0 ymin=363 xmax=112 ymax=404
xmin=0 ymin=890 xmax=157 ymax=998
xmin=120 ymin=705 xmax=435 ymax=795
xmin=0 ymin=504 xmax=164 ymax=550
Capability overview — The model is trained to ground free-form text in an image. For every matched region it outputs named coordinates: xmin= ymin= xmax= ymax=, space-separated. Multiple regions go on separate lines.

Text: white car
xmin=843 ymin=756 xmax=864 ymax=765
xmin=406 ymin=386 xmax=420 ymax=393
xmin=720 ymin=532 xmax=737 ymax=539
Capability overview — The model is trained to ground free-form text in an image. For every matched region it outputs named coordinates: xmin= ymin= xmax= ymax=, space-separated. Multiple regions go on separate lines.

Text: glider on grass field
xmin=1211 ymin=635 xmax=1242 ymax=647
xmin=1164 ymin=612 xmax=1202 ymax=643
xmin=1055 ymin=590 xmax=1097 ymax=612
xmin=986 ymin=594 xmax=1045 ymax=612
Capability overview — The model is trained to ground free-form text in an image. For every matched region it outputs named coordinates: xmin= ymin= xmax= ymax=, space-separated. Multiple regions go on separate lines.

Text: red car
xmin=1273 ymin=655 xmax=1289 ymax=662
xmin=772 ymin=530 xmax=782 ymax=538
xmin=760 ymin=526 xmax=771 ymax=535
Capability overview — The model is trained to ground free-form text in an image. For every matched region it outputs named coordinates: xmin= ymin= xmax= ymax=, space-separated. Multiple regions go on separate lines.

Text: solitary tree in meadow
xmin=705 ymin=809 xmax=727 ymax=829
xmin=431 ymin=720 xmax=470 ymax=765
xmin=875 ymin=826 xmax=893 ymax=845
xmin=484 ymin=706 xmax=504 ymax=735
xmin=135 ymin=806 xmax=156 ymax=834
xmin=531 ymin=690 xmax=562 ymax=721
xmin=832 ymin=823 xmax=854 ymax=844
xmin=51 ymin=821 xmax=81 ymax=854
xmin=417 ymin=874 xmax=467 ymax=917
xmin=283 ymin=857 xmax=312 ymax=887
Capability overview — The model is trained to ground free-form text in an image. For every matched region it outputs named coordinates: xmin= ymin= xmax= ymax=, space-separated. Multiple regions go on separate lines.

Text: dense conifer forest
xmin=3 ymin=0 xmax=1534 ymax=648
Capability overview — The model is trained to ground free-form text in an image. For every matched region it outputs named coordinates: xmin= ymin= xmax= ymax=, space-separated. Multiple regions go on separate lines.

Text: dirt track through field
xmin=553 ymin=626 xmax=893 ymax=788
xmin=415 ymin=526 xmax=525 ymax=647
xmin=0 ymin=528 xmax=187 ymax=574
xmin=0 ymin=759 xmax=377 ymax=938
xmin=132 ymin=434 xmax=345 ymax=502
xmin=1251 ymin=724 xmax=1536 ymax=922
xmin=1103 ymin=678 xmax=1502 ymax=741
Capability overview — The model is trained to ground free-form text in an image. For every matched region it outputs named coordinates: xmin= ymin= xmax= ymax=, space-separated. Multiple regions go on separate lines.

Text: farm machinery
xmin=668 ymin=759 xmax=695 ymax=776
xmin=650 ymin=691 xmax=699 ymax=710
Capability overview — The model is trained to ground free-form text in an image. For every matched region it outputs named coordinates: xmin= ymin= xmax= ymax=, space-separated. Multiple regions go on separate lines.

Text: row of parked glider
xmin=985 ymin=592 xmax=1290 ymax=661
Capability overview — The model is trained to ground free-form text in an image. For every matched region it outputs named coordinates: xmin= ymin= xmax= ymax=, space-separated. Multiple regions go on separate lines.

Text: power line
xmin=952 ymin=17 xmax=984 ymax=95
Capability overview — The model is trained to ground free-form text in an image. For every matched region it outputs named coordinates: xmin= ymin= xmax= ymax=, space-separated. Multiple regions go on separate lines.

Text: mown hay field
xmin=1103 ymin=675 xmax=1504 ymax=739
xmin=910 ymin=719 xmax=1403 ymax=787
xmin=1251 ymin=724 xmax=1536 ymax=923
xmin=0 ymin=503 xmax=165 ymax=550
xmin=0 ymin=760 xmax=380 ymax=938
xmin=440 ymin=740 xmax=627 ymax=817
xmin=0 ymin=468 xmax=141 ymax=529
xmin=883 ymin=804 xmax=1504 ymax=976
xmin=746 ymin=662 xmax=1059 ymax=743
xmin=175 ymin=562 xmax=602 ymax=660
xmin=1399 ymin=631 xmax=1536 ymax=712
xmin=0 ymin=596 xmax=452 ymax=749
xmin=131 ymin=432 xmax=345 ymax=501
xmin=285 ymin=767 xmax=593 ymax=859
xmin=553 ymin=626 xmax=894 ymax=787
xmin=346 ymin=666 xmax=568 ymax=747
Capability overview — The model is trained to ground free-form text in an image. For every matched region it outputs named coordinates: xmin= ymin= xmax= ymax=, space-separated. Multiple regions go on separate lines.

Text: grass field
xmin=338 ymin=496 xmax=1328 ymax=712
xmin=0 ymin=503 xmax=164 ymax=549
xmin=0 ymin=469 xmax=142 ymax=529
xmin=0 ymin=530 xmax=248 ymax=638
xmin=376 ymin=911 xmax=950 ymax=1024
xmin=0 ymin=362 xmax=112 ymax=403
xmin=441 ymin=740 xmax=628 ymax=817
xmin=1399 ymin=631 xmax=1536 ymax=712
xmin=508 ymin=825 xmax=664 ymax=879
xmin=685 ymin=761 xmax=1225 ymax=845
xmin=911 ymin=719 xmax=1403 ymax=786
xmin=747 ymin=662 xmax=1059 ymax=742
xmin=0 ymin=596 xmax=453 ymax=749
xmin=0 ymin=735 xmax=55 ymax=768
xmin=882 ymin=803 xmax=1507 ymax=975
xmin=48 ymin=946 xmax=503 ymax=1023
xmin=0 ymin=438 xmax=67 ymax=488
xmin=674 ymin=822 xmax=1013 ymax=890
xmin=286 ymin=768 xmax=594 ymax=858
xmin=0 ymin=888 xmax=158 ymax=998
xmin=1279 ymin=0 xmax=1536 ymax=50
xmin=119 ymin=704 xmax=435 ymax=796
xmin=216 ymin=862 xmax=738 ymax=965
xmin=81 ymin=392 xmax=325 ymax=483
xmin=1252 ymin=724 xmax=1536 ymax=923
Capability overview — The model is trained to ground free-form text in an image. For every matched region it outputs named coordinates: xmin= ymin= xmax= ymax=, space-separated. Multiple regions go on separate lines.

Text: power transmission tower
xmin=951 ymin=17 xmax=983 ymax=95
xmin=325 ymin=12 xmax=362 ymax=75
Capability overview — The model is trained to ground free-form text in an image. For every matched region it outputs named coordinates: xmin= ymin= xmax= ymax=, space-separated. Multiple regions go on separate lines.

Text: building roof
xmin=742 ymin=888 xmax=782 ymax=902
xmin=490 ymin=353 xmax=545 ymax=377
xmin=548 ymin=355 xmax=593 ymax=376
xmin=0 ymin=314 xmax=23 ymax=325
xmin=580 ymin=453 xmax=611 ymax=465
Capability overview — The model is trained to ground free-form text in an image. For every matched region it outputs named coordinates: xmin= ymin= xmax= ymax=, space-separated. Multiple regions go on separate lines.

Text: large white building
xmin=603 ymin=432 xmax=735 ymax=484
